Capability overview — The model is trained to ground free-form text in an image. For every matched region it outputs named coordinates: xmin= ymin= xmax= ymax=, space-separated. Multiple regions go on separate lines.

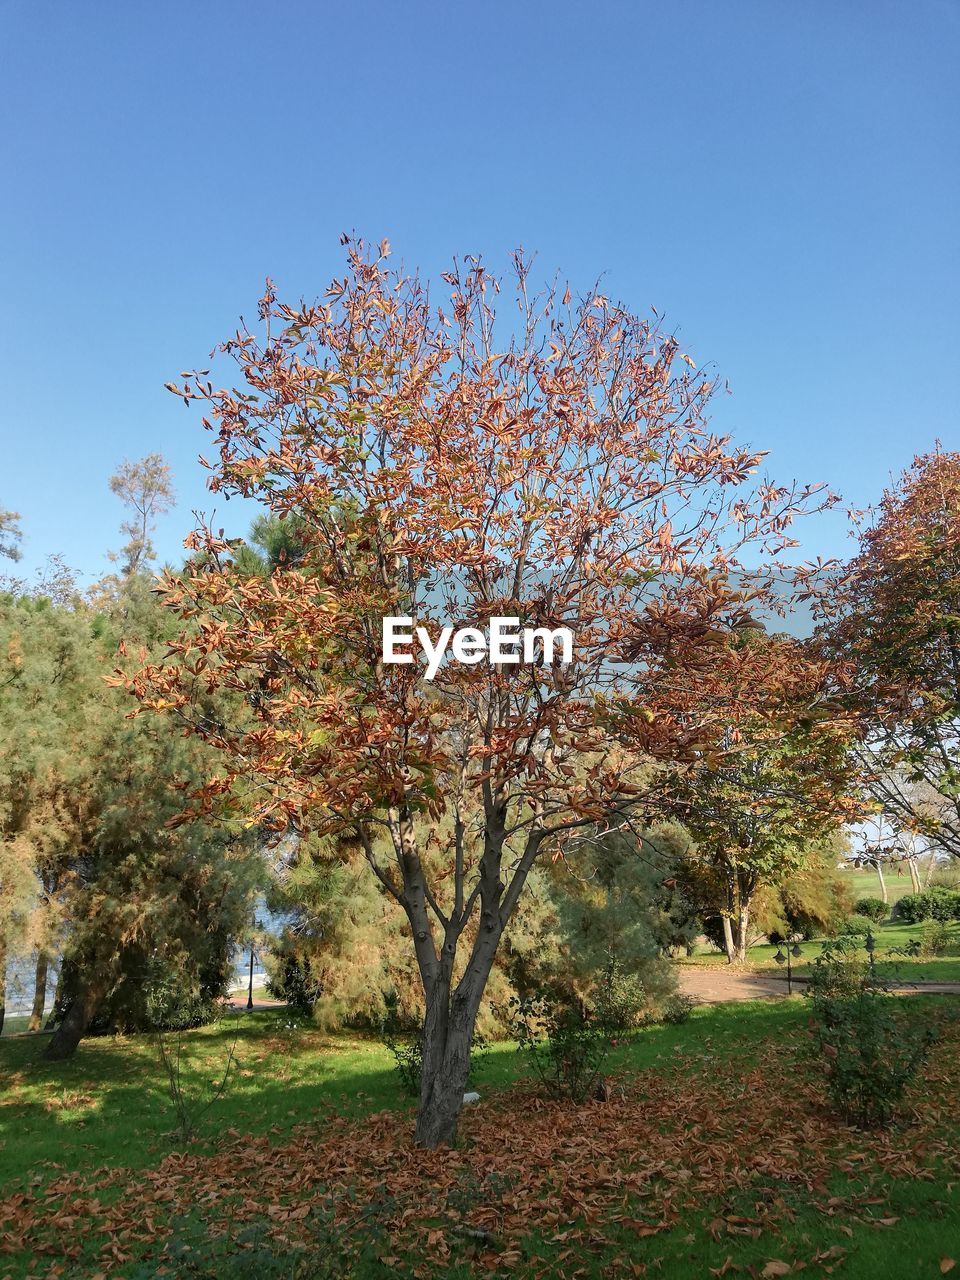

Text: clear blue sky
xmin=1 ymin=0 xmax=957 ymax=584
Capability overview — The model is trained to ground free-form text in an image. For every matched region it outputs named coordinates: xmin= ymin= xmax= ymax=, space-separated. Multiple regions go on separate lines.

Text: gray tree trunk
xmin=721 ymin=914 xmax=736 ymax=964
xmin=44 ymin=968 xmax=63 ymax=1031
xmin=875 ymin=860 xmax=888 ymax=903
xmin=0 ymin=937 xmax=6 ymax=1036
xmin=45 ymin=982 xmax=102 ymax=1060
xmin=28 ymin=953 xmax=48 ymax=1032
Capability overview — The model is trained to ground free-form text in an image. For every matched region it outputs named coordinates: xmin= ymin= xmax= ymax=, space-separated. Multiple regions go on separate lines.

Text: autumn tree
xmin=132 ymin=239 xmax=832 ymax=1146
xmin=821 ymin=450 xmax=960 ymax=861
xmin=106 ymin=453 xmax=175 ymax=579
xmin=0 ymin=595 xmax=97 ymax=1034
xmin=0 ymin=507 xmax=22 ymax=562
xmin=670 ymin=632 xmax=858 ymax=962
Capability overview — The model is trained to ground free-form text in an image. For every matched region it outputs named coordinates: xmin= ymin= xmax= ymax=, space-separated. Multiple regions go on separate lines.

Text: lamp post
xmin=865 ymin=926 xmax=876 ymax=981
xmin=246 ymin=911 xmax=260 ymax=1011
xmin=774 ymin=938 xmax=803 ymax=995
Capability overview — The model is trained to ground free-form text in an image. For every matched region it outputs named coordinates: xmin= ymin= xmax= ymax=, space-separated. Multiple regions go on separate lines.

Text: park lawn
xmin=838 ymin=867 xmax=920 ymax=905
xmin=679 ymin=920 xmax=960 ymax=984
xmin=0 ymin=999 xmax=959 ymax=1278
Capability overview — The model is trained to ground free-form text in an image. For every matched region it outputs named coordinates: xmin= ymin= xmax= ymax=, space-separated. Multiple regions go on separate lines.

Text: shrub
xmin=593 ymin=959 xmax=647 ymax=1031
xmin=380 ymin=994 xmax=425 ymax=1097
xmin=808 ymin=937 xmax=869 ymax=1000
xmin=657 ymin=993 xmax=696 ymax=1024
xmin=853 ymin=896 xmax=889 ymax=922
xmin=150 ymin=984 xmax=241 ymax=1144
xmin=265 ymin=952 xmax=322 ymax=1017
xmin=919 ymin=919 xmax=954 ymax=957
xmin=894 ymin=889 xmax=960 ymax=924
xmin=809 ymin=983 xmax=936 ymax=1127
xmin=837 ymin=914 xmax=874 ymax=937
xmin=507 ymin=992 xmax=611 ymax=1103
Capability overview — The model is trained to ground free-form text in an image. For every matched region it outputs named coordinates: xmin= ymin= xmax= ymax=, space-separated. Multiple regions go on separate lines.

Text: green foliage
xmin=592 ymin=958 xmax=648 ymax=1031
xmin=809 ymin=988 xmax=935 ymax=1128
xmin=264 ymin=834 xmax=424 ymax=1032
xmin=894 ymin=888 xmax=960 ymax=923
xmin=514 ymin=826 xmax=689 ymax=1016
xmin=853 ymin=896 xmax=889 ymax=922
xmin=807 ymin=940 xmax=936 ymax=1127
xmin=657 ymin=993 xmax=697 ymax=1024
xmin=837 ymin=914 xmax=875 ymax=937
xmin=1 ymin=581 xmax=262 ymax=1050
xmin=152 ymin=986 xmax=241 ymax=1144
xmin=265 ymin=951 xmax=323 ymax=1018
xmin=918 ymin=919 xmax=954 ymax=957
xmin=506 ymin=987 xmax=613 ymax=1104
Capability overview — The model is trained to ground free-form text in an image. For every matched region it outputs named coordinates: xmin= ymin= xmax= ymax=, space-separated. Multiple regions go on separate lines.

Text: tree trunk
xmin=44 ymin=982 xmax=102 ymax=1060
xmin=415 ymin=991 xmax=476 ymax=1148
xmin=45 ymin=968 xmax=63 ymax=1031
xmin=734 ymin=903 xmax=750 ymax=964
xmin=28 ymin=953 xmax=48 ymax=1032
xmin=908 ymin=857 xmax=921 ymax=894
xmin=414 ymin=933 xmax=498 ymax=1148
xmin=874 ymin=860 xmax=888 ymax=903
xmin=721 ymin=915 xmax=736 ymax=964
xmin=0 ymin=936 xmax=6 ymax=1036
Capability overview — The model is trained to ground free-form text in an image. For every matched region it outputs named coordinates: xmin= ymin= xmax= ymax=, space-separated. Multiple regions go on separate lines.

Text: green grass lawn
xmin=838 ymin=867 xmax=920 ymax=905
xmin=2 ymin=998 xmax=959 ymax=1278
xmin=680 ymin=920 xmax=960 ymax=983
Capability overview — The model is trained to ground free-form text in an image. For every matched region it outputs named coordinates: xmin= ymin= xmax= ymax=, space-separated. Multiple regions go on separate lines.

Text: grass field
xmin=2 ymin=998 xmax=960 ymax=1278
xmin=838 ymin=867 xmax=921 ymax=905
xmin=680 ymin=919 xmax=960 ymax=984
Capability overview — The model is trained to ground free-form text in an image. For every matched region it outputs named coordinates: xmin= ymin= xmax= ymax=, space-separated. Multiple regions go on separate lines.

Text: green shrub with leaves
xmin=593 ymin=958 xmax=648 ymax=1031
xmin=807 ymin=946 xmax=935 ymax=1127
xmin=853 ymin=896 xmax=889 ymax=923
xmin=837 ymin=913 xmax=874 ymax=937
xmin=918 ymin=919 xmax=955 ymax=957
xmin=895 ymin=888 xmax=960 ymax=924
xmin=506 ymin=992 xmax=611 ymax=1104
xmin=657 ymin=993 xmax=696 ymax=1024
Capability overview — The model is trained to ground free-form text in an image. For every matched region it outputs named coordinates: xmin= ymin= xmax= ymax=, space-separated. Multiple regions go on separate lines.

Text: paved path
xmin=677 ymin=967 xmax=960 ymax=1004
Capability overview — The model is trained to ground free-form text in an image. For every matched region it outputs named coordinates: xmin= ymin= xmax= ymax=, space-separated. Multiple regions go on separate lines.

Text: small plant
xmin=381 ymin=1023 xmax=423 ymax=1097
xmin=506 ymin=992 xmax=612 ymax=1103
xmin=919 ymin=919 xmax=954 ymax=957
xmin=853 ymin=896 xmax=889 ymax=922
xmin=381 ymin=1002 xmax=489 ymax=1099
xmin=151 ymin=983 xmax=240 ymax=1143
xmin=807 ymin=948 xmax=936 ymax=1127
xmin=657 ymin=993 xmax=696 ymax=1024
xmin=837 ymin=913 xmax=874 ymax=937
xmin=593 ymin=958 xmax=647 ymax=1031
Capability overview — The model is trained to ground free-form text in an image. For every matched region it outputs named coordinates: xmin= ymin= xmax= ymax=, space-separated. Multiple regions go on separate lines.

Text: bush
xmin=657 ymin=993 xmax=696 ymax=1024
xmin=919 ymin=919 xmax=954 ymax=957
xmin=265 ymin=952 xmax=322 ymax=1017
xmin=853 ymin=896 xmax=889 ymax=922
xmin=837 ymin=914 xmax=874 ymax=937
xmin=809 ymin=983 xmax=935 ymax=1127
xmin=593 ymin=959 xmax=647 ymax=1031
xmin=894 ymin=889 xmax=960 ymax=924
xmin=507 ymin=992 xmax=611 ymax=1103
